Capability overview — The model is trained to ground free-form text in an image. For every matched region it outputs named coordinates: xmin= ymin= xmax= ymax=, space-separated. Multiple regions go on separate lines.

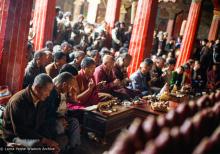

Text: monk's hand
xmin=96 ymin=81 xmax=107 ymax=89
xmin=60 ymin=117 xmax=68 ymax=129
xmin=68 ymin=87 xmax=78 ymax=102
xmin=113 ymin=79 xmax=122 ymax=87
xmin=88 ymin=79 xmax=96 ymax=90
xmin=122 ymin=78 xmax=130 ymax=86
xmin=41 ymin=138 xmax=60 ymax=154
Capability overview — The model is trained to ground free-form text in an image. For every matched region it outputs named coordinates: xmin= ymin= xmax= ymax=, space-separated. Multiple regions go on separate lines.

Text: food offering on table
xmin=151 ymin=101 xmax=169 ymax=113
xmin=120 ymin=97 xmax=146 ymax=107
xmin=97 ymin=98 xmax=119 ymax=115
xmin=132 ymin=97 xmax=146 ymax=105
xmin=170 ymin=85 xmax=189 ymax=102
xmin=159 ymin=91 xmax=170 ymax=101
xmin=171 ymin=84 xmax=178 ymax=94
xmin=142 ymin=95 xmax=158 ymax=102
xmin=121 ymin=100 xmax=132 ymax=107
xmin=158 ymin=83 xmax=171 ymax=101
xmin=180 ymin=84 xmax=191 ymax=94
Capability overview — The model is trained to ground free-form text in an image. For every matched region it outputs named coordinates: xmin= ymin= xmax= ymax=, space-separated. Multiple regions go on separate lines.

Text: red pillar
xmin=173 ymin=12 xmax=184 ymax=38
xmin=33 ymin=0 xmax=56 ymax=51
xmin=128 ymin=0 xmax=158 ymax=75
xmin=0 ymin=0 xmax=33 ymax=93
xmin=175 ymin=0 xmax=202 ymax=68
xmin=105 ymin=0 xmax=121 ymax=33
xmin=166 ymin=18 xmax=175 ymax=42
xmin=208 ymin=10 xmax=220 ymax=41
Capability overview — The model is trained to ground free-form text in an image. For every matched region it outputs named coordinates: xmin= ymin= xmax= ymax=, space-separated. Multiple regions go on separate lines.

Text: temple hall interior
xmin=0 ymin=0 xmax=220 ymax=153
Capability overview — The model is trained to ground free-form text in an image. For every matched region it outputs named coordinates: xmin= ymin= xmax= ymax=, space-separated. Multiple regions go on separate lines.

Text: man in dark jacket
xmin=129 ymin=59 xmax=153 ymax=96
xmin=47 ymin=72 xmax=81 ymax=149
xmin=213 ymin=38 xmax=220 ymax=64
xmin=200 ymin=40 xmax=213 ymax=85
xmin=3 ymin=74 xmax=60 ymax=154
xmin=112 ymin=22 xmax=123 ymax=51
xmin=72 ymin=15 xmax=84 ymax=45
xmin=150 ymin=57 xmax=166 ymax=88
xmin=213 ymin=38 xmax=220 ymax=81
xmin=23 ymin=51 xmax=48 ymax=88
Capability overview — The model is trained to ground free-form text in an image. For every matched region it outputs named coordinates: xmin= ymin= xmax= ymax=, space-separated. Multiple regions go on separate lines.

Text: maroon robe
xmin=113 ymin=64 xmax=141 ymax=98
xmin=68 ymin=70 xmax=99 ymax=109
xmin=93 ymin=64 xmax=117 ymax=93
xmin=94 ymin=64 xmax=134 ymax=100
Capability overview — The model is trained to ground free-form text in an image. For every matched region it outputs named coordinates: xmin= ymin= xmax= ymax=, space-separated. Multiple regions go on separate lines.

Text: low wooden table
xmin=83 ymin=102 xmax=172 ymax=140
xmin=83 ymin=106 xmax=134 ymax=140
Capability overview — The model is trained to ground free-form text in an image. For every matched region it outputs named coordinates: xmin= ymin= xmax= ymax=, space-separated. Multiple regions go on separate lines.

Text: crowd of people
xmin=1 ymin=7 xmax=220 ymax=154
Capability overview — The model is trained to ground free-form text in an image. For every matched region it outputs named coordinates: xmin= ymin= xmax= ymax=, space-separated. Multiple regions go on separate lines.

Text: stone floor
xmin=68 ymin=134 xmax=114 ymax=154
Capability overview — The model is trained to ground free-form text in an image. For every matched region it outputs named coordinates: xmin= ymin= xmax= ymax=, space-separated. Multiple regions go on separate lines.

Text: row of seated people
xmin=108 ymin=91 xmax=220 ymax=154
xmin=1 ymin=47 xmax=218 ymax=153
xmin=0 ymin=53 xmax=163 ymax=153
xmin=22 ymin=49 xmax=216 ymax=111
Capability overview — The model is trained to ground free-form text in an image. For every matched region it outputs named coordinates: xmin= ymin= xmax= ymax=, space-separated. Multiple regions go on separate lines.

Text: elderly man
xmin=150 ymin=57 xmax=166 ymax=88
xmin=68 ymin=57 xmax=101 ymax=110
xmin=23 ymin=51 xmax=48 ymax=88
xmin=61 ymin=42 xmax=72 ymax=63
xmin=44 ymin=50 xmax=53 ymax=65
xmin=94 ymin=55 xmax=131 ymax=100
xmin=45 ymin=41 xmax=53 ymax=52
xmin=69 ymin=51 xmax=85 ymax=71
xmin=47 ymin=72 xmax=81 ymax=150
xmin=3 ymin=74 xmax=60 ymax=154
xmin=113 ymin=53 xmax=132 ymax=81
xmin=128 ymin=59 xmax=153 ymax=96
xmin=112 ymin=53 xmax=139 ymax=98
xmin=87 ymin=50 xmax=101 ymax=66
xmin=46 ymin=51 xmax=67 ymax=78
xmin=94 ymin=55 xmax=119 ymax=91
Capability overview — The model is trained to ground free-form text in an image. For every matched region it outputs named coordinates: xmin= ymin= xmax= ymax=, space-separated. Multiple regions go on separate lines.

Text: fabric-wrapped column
xmin=208 ymin=10 xmax=220 ymax=41
xmin=166 ymin=17 xmax=175 ymax=42
xmin=87 ymin=0 xmax=100 ymax=24
xmin=33 ymin=0 xmax=56 ymax=51
xmin=128 ymin=0 xmax=158 ymax=75
xmin=0 ymin=0 xmax=33 ymax=93
xmin=175 ymin=0 xmax=202 ymax=68
xmin=105 ymin=0 xmax=121 ymax=33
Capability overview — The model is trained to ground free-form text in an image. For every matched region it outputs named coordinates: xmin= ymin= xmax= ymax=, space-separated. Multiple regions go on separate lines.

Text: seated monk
xmin=113 ymin=53 xmax=131 ymax=83
xmin=47 ymin=72 xmax=81 ymax=149
xmin=23 ymin=51 xmax=48 ymax=88
xmin=150 ymin=57 xmax=166 ymax=88
xmin=45 ymin=51 xmax=67 ymax=78
xmin=45 ymin=51 xmax=66 ymax=78
xmin=69 ymin=51 xmax=85 ymax=71
xmin=68 ymin=57 xmax=105 ymax=109
xmin=3 ymin=74 xmax=60 ymax=154
xmin=94 ymin=55 xmax=130 ymax=100
xmin=113 ymin=53 xmax=140 ymax=98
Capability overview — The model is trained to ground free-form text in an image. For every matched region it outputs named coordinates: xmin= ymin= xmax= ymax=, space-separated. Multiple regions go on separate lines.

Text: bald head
xmin=102 ymin=55 xmax=115 ymax=71
xmin=102 ymin=55 xmax=114 ymax=65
